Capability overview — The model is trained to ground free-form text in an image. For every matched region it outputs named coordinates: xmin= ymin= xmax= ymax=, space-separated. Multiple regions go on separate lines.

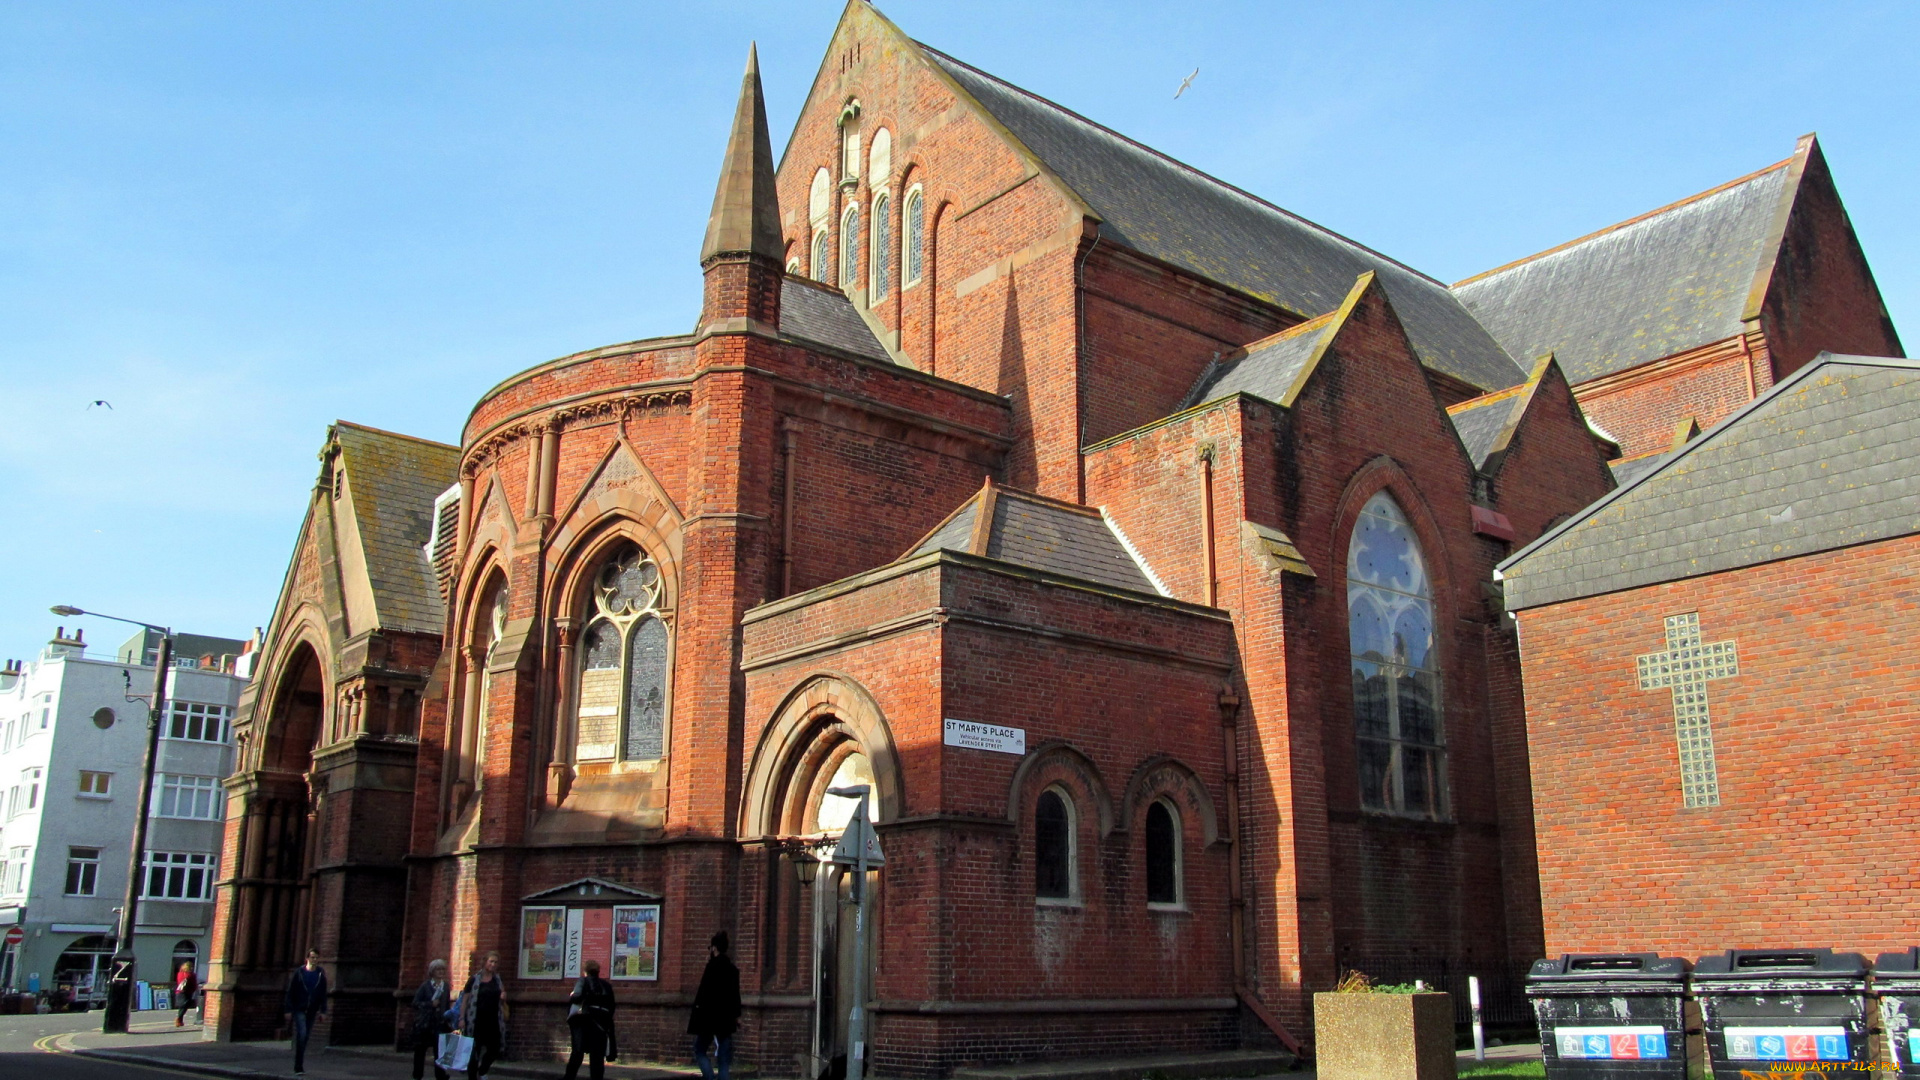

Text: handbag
xmin=436 ymin=1032 xmax=474 ymax=1072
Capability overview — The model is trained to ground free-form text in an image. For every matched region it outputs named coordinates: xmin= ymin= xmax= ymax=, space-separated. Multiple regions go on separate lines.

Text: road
xmin=0 ymin=1009 xmax=206 ymax=1078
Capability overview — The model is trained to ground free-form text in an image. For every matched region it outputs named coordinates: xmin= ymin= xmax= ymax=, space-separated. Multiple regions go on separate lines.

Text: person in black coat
xmin=411 ymin=959 xmax=453 ymax=1080
xmin=688 ymin=932 xmax=741 ymax=1080
xmin=563 ymin=958 xmax=617 ymax=1080
xmin=457 ymin=951 xmax=509 ymax=1079
xmin=282 ymin=949 xmax=330 ymax=1075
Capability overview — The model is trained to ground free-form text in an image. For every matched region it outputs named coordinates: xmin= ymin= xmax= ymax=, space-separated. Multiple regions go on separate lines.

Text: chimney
xmin=698 ymin=43 xmax=784 ymax=334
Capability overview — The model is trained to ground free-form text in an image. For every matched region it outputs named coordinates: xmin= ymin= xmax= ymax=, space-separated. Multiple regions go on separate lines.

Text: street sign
xmin=830 ymin=814 xmax=885 ymax=867
xmin=3 ymin=926 xmax=23 ymax=946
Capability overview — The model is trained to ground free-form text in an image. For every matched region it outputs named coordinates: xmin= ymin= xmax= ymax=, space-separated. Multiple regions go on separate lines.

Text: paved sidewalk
xmin=57 ymin=1020 xmax=716 ymax=1080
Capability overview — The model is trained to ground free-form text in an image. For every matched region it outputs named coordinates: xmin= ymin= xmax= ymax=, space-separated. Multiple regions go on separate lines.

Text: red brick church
xmin=203 ymin=3 xmax=1900 ymax=1074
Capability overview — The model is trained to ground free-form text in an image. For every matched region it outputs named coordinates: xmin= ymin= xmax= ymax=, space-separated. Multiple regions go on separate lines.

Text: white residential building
xmin=0 ymin=625 xmax=248 ymax=1000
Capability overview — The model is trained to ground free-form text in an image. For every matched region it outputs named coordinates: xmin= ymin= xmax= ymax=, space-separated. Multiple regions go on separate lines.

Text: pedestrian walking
xmin=457 ymin=951 xmax=509 ymax=1079
xmin=688 ymin=931 xmax=741 ymax=1080
xmin=563 ymin=958 xmax=617 ymax=1080
xmin=411 ymin=959 xmax=454 ymax=1080
xmin=282 ymin=948 xmax=330 ymax=1075
xmin=173 ymin=962 xmax=199 ymax=1027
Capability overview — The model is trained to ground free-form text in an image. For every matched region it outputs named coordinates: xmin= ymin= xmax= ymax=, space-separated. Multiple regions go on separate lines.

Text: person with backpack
xmin=282 ymin=948 xmax=329 ymax=1074
xmin=563 ymin=958 xmax=618 ymax=1080
xmin=688 ymin=932 xmax=741 ymax=1080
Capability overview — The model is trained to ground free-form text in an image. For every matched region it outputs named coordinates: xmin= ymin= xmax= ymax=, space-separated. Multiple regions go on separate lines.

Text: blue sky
xmin=1 ymin=0 xmax=1913 ymax=660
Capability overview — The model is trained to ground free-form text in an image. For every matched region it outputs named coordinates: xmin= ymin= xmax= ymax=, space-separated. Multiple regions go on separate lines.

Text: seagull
xmin=87 ymin=400 xmax=112 ymax=410
xmin=1174 ymin=67 xmax=1199 ymax=99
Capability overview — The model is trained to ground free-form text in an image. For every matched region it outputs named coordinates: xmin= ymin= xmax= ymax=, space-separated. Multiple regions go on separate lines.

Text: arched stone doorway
xmin=743 ymin=675 xmax=900 ymax=1080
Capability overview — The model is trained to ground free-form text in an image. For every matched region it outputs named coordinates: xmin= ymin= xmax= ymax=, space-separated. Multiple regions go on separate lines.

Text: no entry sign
xmin=3 ymin=927 xmax=23 ymax=947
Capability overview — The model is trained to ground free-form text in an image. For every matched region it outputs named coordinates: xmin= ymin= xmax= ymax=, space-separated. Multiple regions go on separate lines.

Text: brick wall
xmin=1514 ymin=533 xmax=1920 ymax=957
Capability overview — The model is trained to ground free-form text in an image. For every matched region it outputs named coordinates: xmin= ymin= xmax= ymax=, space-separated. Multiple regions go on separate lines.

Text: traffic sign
xmin=3 ymin=926 xmax=23 ymax=947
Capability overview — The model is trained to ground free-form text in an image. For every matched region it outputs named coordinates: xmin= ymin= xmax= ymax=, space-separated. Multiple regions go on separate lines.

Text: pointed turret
xmin=701 ymin=43 xmax=783 ymax=266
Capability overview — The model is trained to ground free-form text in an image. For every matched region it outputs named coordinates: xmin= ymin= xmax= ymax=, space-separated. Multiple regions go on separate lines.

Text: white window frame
xmin=1034 ymin=784 xmax=1081 ymax=907
xmin=141 ymin=850 xmax=216 ymax=901
xmin=153 ymin=774 xmax=224 ymax=820
xmin=165 ymin=700 xmax=231 ymax=744
xmin=902 ymin=185 xmax=926 ymax=289
xmin=65 ymin=846 xmax=100 ymax=897
xmin=78 ymin=770 xmax=112 ymax=798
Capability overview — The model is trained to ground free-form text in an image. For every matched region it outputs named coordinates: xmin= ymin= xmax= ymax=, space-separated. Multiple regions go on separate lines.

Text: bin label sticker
xmin=1556 ymin=1026 xmax=1669 ymax=1059
xmin=1723 ymin=1027 xmax=1848 ymax=1062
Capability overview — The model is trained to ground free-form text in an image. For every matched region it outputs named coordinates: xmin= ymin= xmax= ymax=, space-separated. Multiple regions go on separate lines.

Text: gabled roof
xmin=908 ymin=479 xmax=1161 ymax=595
xmin=522 ymin=877 xmax=662 ymax=902
xmin=781 ymin=276 xmax=894 ymax=364
xmin=332 ymin=422 xmax=460 ymax=635
xmin=1443 ymin=353 xmax=1561 ymax=474
xmin=917 ymin=45 xmax=1526 ymax=393
xmin=1498 ymin=353 xmax=1920 ymax=610
xmin=1186 ymin=272 xmax=1368 ymax=409
xmin=1452 ymin=143 xmax=1804 ymax=386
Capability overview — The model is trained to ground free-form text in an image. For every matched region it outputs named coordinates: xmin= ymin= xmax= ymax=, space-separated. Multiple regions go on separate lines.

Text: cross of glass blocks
xmin=1636 ymin=612 xmax=1738 ymax=808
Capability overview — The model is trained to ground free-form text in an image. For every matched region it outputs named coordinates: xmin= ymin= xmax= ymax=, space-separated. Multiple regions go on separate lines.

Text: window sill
xmin=1034 ymin=896 xmax=1082 ymax=910
xmin=1147 ymin=902 xmax=1188 ymax=914
xmin=76 ymin=794 xmax=111 ymax=801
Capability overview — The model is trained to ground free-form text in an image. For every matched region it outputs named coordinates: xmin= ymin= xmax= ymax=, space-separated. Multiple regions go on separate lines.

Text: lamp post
xmin=825 ymin=784 xmax=874 ymax=1080
xmin=51 ymin=605 xmax=171 ymax=1035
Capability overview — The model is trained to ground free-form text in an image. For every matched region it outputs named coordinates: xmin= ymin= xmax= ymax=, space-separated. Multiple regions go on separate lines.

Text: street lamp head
xmin=789 ymin=847 xmax=820 ymax=885
xmin=50 ymin=605 xmax=84 ymax=617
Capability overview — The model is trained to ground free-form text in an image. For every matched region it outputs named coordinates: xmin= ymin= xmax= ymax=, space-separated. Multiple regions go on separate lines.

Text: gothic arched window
xmin=574 ymin=544 xmax=672 ymax=763
xmin=811 ymin=229 xmax=830 ymax=283
xmin=840 ymin=205 xmax=861 ymax=292
xmin=903 ymin=187 xmax=925 ymax=287
xmin=1034 ymin=787 xmax=1076 ymax=902
xmin=1145 ymin=799 xmax=1181 ymax=906
xmin=871 ymin=192 xmax=892 ymax=301
xmin=1347 ymin=491 xmax=1447 ymax=819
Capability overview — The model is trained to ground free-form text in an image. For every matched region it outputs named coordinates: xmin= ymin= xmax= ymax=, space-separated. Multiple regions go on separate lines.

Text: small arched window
xmin=1145 ymin=799 xmax=1181 ymax=906
xmin=811 ymin=229 xmax=830 ymax=283
xmin=903 ymin=187 xmax=925 ymax=287
xmin=1034 ymin=787 xmax=1076 ymax=902
xmin=871 ymin=192 xmax=892 ymax=301
xmin=786 ymin=257 xmax=800 ymax=274
xmin=840 ymin=206 xmax=861 ymax=292
xmin=574 ymin=543 xmax=672 ymax=763
xmin=1348 ymin=490 xmax=1447 ymax=819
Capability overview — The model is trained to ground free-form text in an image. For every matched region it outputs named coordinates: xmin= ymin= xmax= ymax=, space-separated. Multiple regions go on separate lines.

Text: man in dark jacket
xmin=564 ymin=958 xmax=617 ymax=1080
xmin=283 ymin=948 xmax=329 ymax=1074
xmin=411 ymin=959 xmax=453 ymax=1080
xmin=688 ymin=932 xmax=741 ymax=1080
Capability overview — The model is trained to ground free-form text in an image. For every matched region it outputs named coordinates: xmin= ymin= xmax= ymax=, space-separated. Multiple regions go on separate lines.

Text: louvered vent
xmin=424 ymin=483 xmax=463 ymax=598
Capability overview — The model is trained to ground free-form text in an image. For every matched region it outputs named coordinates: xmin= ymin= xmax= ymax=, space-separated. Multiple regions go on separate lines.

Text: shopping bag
xmin=436 ymin=1032 xmax=474 ymax=1072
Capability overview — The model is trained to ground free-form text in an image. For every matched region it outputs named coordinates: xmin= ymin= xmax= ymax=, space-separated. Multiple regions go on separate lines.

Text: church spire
xmin=700 ymin=43 xmax=783 ymax=266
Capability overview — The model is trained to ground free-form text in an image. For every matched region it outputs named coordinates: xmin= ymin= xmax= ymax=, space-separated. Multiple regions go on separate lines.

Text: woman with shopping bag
xmin=411 ymin=959 xmax=454 ymax=1080
xmin=456 ymin=951 xmax=509 ymax=1079
xmin=563 ymin=958 xmax=617 ymax=1080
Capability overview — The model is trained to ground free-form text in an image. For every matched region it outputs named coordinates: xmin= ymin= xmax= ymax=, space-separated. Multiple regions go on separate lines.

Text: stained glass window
xmin=574 ymin=544 xmax=671 ymax=763
xmin=904 ymin=189 xmax=925 ymax=285
xmin=812 ymin=229 xmax=830 ymax=283
xmin=840 ymin=206 xmax=860 ymax=291
xmin=871 ymin=193 xmax=891 ymax=301
xmin=1347 ymin=491 xmax=1447 ymax=819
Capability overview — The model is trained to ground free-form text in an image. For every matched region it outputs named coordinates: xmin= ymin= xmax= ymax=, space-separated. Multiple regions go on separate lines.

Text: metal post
xmin=1470 ymin=974 xmax=1485 ymax=1061
xmin=104 ymin=632 xmax=169 ymax=1033
xmin=846 ymin=791 xmax=870 ymax=1080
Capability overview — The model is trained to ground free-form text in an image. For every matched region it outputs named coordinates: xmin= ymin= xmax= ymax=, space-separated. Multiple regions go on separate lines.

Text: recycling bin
xmin=1876 ymin=949 xmax=1920 ymax=1079
xmin=1693 ymin=949 xmax=1871 ymax=1078
xmin=1527 ymin=953 xmax=1691 ymax=1080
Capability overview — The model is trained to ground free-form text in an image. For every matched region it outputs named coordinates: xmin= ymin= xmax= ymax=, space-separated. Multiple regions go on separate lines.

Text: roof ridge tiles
xmin=333 ymin=420 xmax=458 ymax=451
xmin=1451 ymin=156 xmax=1794 ymax=289
xmin=914 ymin=42 xmax=1450 ymax=290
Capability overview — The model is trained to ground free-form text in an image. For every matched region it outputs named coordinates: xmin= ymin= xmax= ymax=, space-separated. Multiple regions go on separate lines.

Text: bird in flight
xmin=87 ymin=400 xmax=113 ymax=410
xmin=1174 ymin=68 xmax=1199 ymax=99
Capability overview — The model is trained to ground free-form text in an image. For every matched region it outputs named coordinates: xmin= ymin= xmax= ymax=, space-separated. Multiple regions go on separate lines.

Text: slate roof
xmin=781 ymin=276 xmax=894 ymax=364
xmin=1498 ymin=354 xmax=1920 ymax=610
xmin=1188 ymin=313 xmax=1335 ymax=407
xmin=909 ymin=482 xmax=1160 ymax=594
xmin=1608 ymin=452 xmax=1669 ymax=487
xmin=333 ymin=422 xmax=460 ymax=635
xmin=1448 ymin=388 xmax=1526 ymax=471
xmin=1452 ymin=161 xmax=1793 ymax=386
xmin=922 ymin=46 xmax=1526 ymax=393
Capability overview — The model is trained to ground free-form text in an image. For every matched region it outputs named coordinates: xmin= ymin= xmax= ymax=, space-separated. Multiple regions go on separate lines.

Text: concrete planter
xmin=1313 ymin=990 xmax=1456 ymax=1080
